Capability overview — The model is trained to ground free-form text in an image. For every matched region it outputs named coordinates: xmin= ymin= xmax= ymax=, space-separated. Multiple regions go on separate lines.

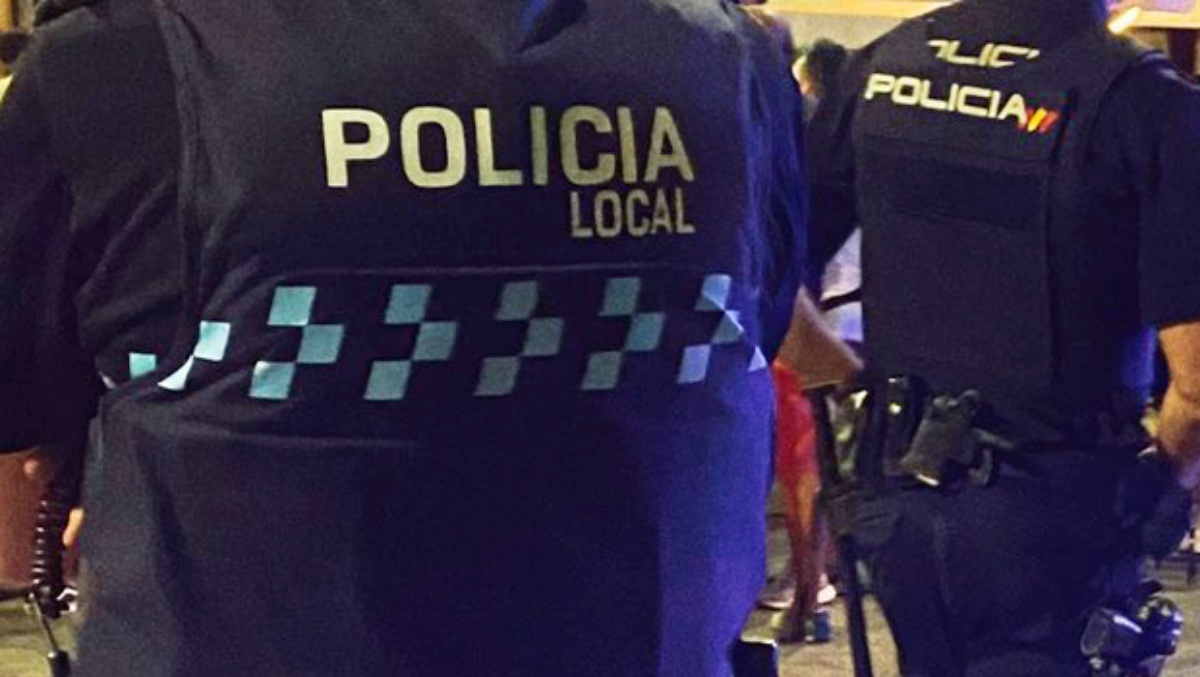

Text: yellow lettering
xmin=674 ymin=189 xmax=694 ymax=234
xmin=617 ymin=107 xmax=639 ymax=184
xmin=594 ymin=191 xmax=623 ymax=238
xmin=399 ymin=107 xmax=468 ymax=189
xmin=474 ymin=109 xmax=524 ymax=187
xmin=652 ymin=189 xmax=673 ymax=234
xmin=570 ymin=192 xmax=593 ymax=239
xmin=531 ymin=107 xmax=550 ymax=186
xmin=645 ymin=107 xmax=695 ymax=183
xmin=323 ymin=109 xmax=390 ymax=188
xmin=626 ymin=189 xmax=651 ymax=237
xmin=561 ymin=106 xmax=616 ymax=186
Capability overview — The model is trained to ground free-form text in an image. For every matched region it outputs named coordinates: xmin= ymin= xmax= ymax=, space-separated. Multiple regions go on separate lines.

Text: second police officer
xmin=0 ymin=1 xmax=834 ymax=675
xmin=809 ymin=0 xmax=1200 ymax=675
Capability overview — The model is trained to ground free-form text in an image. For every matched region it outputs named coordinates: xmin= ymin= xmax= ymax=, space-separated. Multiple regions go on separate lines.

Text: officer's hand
xmin=22 ymin=452 xmax=84 ymax=548
xmin=0 ymin=449 xmax=42 ymax=586
xmin=777 ymin=290 xmax=863 ymax=389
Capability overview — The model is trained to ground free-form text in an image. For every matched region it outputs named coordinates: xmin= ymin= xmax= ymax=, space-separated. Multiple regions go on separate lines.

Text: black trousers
xmin=856 ymin=449 xmax=1140 ymax=677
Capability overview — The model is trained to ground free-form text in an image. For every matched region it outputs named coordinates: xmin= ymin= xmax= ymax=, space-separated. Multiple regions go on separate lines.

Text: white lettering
xmin=865 ymin=73 xmax=897 ymax=100
xmin=893 ymin=77 xmax=922 ymax=106
xmin=927 ymin=40 xmax=1042 ymax=68
xmin=956 ymin=86 xmax=993 ymax=118
xmin=919 ymin=81 xmax=949 ymax=112
xmin=998 ymin=94 xmax=1029 ymax=125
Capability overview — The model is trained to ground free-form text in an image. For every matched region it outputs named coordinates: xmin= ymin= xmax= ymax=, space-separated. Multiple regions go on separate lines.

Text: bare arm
xmin=1157 ymin=320 xmax=1200 ymax=489
xmin=774 ymin=289 xmax=862 ymax=389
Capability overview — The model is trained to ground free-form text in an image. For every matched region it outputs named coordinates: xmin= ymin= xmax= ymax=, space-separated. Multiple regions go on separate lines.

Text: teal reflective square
xmin=601 ymin=277 xmax=641 ymax=317
xmin=129 ymin=352 xmax=158 ymax=378
xmin=195 ymin=321 xmax=232 ymax=361
xmin=269 ymin=287 xmax=317 ymax=327
xmin=625 ymin=313 xmax=664 ymax=352
xmin=365 ymin=360 xmax=412 ymax=401
xmin=497 ymin=281 xmax=539 ymax=321
xmin=385 ymin=285 xmax=432 ymax=325
xmin=476 ymin=356 xmax=521 ymax=397
xmin=522 ymin=318 xmax=564 ymax=357
xmin=250 ymin=361 xmax=296 ymax=400
xmin=413 ymin=322 xmax=458 ymax=362
xmin=582 ymin=351 xmax=623 ymax=391
xmin=297 ymin=325 xmax=345 ymax=365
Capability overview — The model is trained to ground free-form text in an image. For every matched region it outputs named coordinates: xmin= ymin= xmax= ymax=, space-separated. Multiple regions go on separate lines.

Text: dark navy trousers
xmin=856 ymin=449 xmax=1140 ymax=677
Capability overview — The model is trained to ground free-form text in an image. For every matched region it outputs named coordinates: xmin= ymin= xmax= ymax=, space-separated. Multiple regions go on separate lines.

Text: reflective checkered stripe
xmin=158 ymin=271 xmax=768 ymax=401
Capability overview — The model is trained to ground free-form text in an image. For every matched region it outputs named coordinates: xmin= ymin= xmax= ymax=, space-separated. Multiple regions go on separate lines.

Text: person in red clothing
xmin=768 ymin=362 xmax=832 ymax=642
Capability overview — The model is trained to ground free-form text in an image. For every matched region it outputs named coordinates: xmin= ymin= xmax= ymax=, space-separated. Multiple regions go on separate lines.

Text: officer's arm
xmin=774 ymin=289 xmax=862 ymax=388
xmin=0 ymin=36 xmax=95 ymax=455
xmin=1126 ymin=66 xmax=1200 ymax=490
xmin=1157 ymin=322 xmax=1200 ymax=489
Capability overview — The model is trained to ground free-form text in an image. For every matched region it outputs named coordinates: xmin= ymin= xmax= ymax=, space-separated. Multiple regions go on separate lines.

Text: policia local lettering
xmin=323 ymin=105 xmax=697 ymax=240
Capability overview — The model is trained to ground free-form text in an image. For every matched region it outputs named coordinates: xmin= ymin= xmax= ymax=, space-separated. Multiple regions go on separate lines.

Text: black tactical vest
xmin=76 ymin=2 xmax=803 ymax=676
xmin=855 ymin=10 xmax=1159 ymax=443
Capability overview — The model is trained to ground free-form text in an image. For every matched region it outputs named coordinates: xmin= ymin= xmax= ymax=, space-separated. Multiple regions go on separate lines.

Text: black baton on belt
xmin=810 ymin=387 xmax=875 ymax=677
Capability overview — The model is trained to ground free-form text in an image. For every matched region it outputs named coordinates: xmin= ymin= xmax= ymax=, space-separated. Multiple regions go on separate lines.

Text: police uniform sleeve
xmin=0 ymin=43 xmax=102 ymax=453
xmin=1114 ymin=64 xmax=1200 ymax=328
xmin=759 ymin=60 xmax=809 ymax=357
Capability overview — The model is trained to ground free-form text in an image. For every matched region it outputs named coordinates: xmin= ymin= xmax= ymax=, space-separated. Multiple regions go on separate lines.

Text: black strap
xmin=819 ymin=289 xmax=861 ymax=313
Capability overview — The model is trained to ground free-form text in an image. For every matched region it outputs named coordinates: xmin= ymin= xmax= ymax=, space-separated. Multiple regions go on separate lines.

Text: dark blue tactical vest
xmin=854 ymin=8 xmax=1159 ymax=444
xmin=77 ymin=2 xmax=804 ymax=676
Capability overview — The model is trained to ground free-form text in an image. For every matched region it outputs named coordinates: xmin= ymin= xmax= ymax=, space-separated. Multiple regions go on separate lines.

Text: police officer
xmin=0 ymin=1 xmax=822 ymax=675
xmin=807 ymin=0 xmax=1200 ymax=675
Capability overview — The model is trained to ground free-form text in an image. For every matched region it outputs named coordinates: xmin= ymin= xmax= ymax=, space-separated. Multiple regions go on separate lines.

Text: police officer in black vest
xmin=808 ymin=0 xmax=1200 ymax=675
xmin=0 ymin=1 xmax=836 ymax=675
